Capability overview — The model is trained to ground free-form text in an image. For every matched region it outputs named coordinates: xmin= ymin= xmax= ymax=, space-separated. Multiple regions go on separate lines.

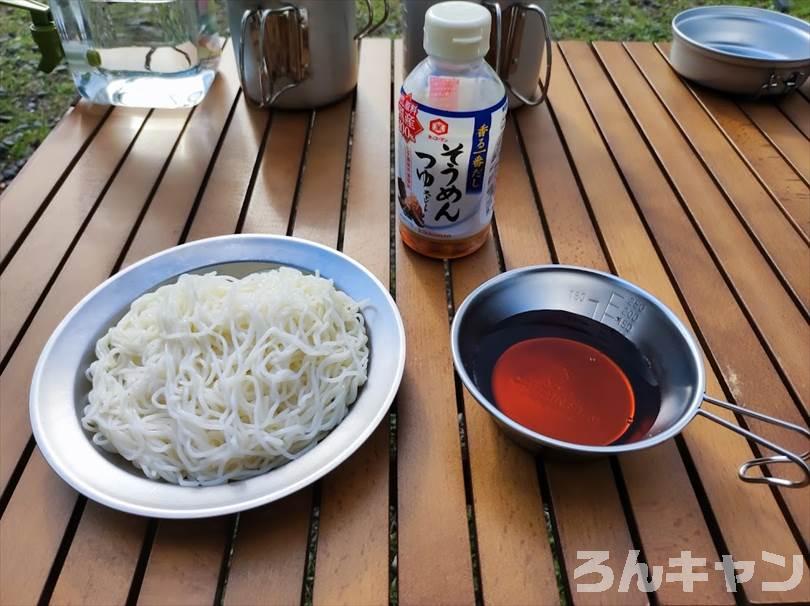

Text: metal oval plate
xmin=30 ymin=235 xmax=405 ymax=518
xmin=673 ymin=6 xmax=810 ymax=66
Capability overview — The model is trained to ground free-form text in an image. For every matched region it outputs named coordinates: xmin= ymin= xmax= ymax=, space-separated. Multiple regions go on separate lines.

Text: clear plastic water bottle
xmin=396 ymin=1 xmax=507 ymax=259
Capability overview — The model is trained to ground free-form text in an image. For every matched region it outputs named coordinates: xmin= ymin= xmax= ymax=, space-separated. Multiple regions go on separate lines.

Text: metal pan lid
xmin=673 ymin=6 xmax=810 ymax=68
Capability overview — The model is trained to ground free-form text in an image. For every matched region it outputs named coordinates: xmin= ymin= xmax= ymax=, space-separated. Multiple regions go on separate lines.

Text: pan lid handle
xmin=697 ymin=395 xmax=810 ymax=489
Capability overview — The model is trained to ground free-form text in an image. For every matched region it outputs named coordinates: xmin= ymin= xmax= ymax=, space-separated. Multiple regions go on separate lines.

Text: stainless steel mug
xmin=403 ymin=0 xmax=552 ymax=108
xmin=228 ymin=0 xmax=388 ymax=109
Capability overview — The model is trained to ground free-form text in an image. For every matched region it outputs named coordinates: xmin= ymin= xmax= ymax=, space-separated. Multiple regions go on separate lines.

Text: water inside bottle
xmin=51 ymin=0 xmax=224 ymax=108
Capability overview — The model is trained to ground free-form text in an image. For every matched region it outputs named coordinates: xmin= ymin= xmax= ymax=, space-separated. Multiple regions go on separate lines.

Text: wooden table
xmin=1 ymin=40 xmax=808 ymax=606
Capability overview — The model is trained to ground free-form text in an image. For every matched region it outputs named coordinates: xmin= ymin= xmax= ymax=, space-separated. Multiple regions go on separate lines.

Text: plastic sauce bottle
xmin=396 ymin=1 xmax=507 ymax=259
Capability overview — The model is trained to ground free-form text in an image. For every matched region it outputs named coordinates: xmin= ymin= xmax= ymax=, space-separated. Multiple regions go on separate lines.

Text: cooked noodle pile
xmin=82 ymin=268 xmax=369 ymax=486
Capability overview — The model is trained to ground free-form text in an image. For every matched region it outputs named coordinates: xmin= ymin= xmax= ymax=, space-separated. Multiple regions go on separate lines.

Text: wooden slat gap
xmin=651 ymin=43 xmax=810 ymax=247
xmin=300 ymin=484 xmax=322 ymax=606
xmin=445 ymin=261 xmax=485 ymax=606
xmin=776 ymin=97 xmax=810 ymax=142
xmin=234 ymin=112 xmax=276 ymax=235
xmin=285 ymin=111 xmax=316 ymax=237
xmin=621 ymin=43 xmax=809 ymax=321
xmin=510 ymin=116 xmax=560 ymax=264
xmin=533 ymin=460 xmax=573 ymax=606
xmin=110 ymin=106 xmax=200 ymax=275
xmin=335 ymin=92 xmax=359 ymax=252
xmin=214 ymin=515 xmax=240 ymax=606
xmin=0 ymin=105 xmax=114 ymax=273
xmin=37 ymin=497 xmax=88 ymax=606
xmin=0 ymin=109 xmax=154 ymax=376
xmin=388 ymin=42 xmax=401 ymax=606
xmin=176 ymin=91 xmax=244 ymax=246
xmin=124 ymin=519 xmax=159 ymax=606
xmin=0 ymin=434 xmax=34 ymax=517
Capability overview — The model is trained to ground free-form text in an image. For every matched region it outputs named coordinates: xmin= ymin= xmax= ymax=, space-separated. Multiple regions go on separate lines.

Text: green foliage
xmin=0 ymin=7 xmax=77 ymax=180
xmin=548 ymin=0 xmax=810 ymax=41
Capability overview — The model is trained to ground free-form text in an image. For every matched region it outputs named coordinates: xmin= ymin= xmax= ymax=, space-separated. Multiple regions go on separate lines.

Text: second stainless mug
xmin=228 ymin=0 xmax=388 ymax=109
xmin=403 ymin=0 xmax=552 ymax=108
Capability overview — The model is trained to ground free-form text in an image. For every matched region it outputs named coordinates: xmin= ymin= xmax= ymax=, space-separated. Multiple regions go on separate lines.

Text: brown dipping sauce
xmin=473 ymin=310 xmax=661 ymax=446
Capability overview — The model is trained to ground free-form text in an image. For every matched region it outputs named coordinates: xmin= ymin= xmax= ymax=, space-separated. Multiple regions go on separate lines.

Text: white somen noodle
xmin=82 ymin=267 xmax=369 ymax=486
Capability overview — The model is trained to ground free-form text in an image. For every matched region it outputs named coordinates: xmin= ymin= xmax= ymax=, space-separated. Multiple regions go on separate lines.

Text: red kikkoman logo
xmin=429 ymin=118 xmax=448 ymax=136
xmin=398 ymin=92 xmax=423 ymax=142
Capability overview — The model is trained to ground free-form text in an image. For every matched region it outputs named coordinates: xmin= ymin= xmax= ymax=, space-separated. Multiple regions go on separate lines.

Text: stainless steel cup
xmin=228 ymin=0 xmax=388 ymax=109
xmin=403 ymin=0 xmax=553 ymax=108
xmin=451 ymin=265 xmax=810 ymax=488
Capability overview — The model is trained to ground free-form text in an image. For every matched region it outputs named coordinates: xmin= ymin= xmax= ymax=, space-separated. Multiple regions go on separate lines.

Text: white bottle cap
xmin=423 ymin=1 xmax=491 ymax=63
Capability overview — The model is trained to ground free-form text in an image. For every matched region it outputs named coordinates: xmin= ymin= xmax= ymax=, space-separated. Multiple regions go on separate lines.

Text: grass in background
xmin=551 ymin=0 xmax=810 ymax=40
xmin=0 ymin=7 xmax=77 ymax=186
xmin=2 ymin=0 xmax=809 ymax=186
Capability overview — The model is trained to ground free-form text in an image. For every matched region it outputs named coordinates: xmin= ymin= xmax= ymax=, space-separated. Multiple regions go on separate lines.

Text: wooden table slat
xmin=450 ymin=121 xmax=560 ymax=606
xmin=591 ymin=42 xmax=810 ymax=603
xmin=394 ymin=39 xmax=476 ymax=606
xmin=738 ymin=99 xmax=810 ymax=184
xmin=241 ymin=112 xmax=310 ymax=237
xmin=136 ymin=518 xmax=232 ymax=606
xmin=0 ymin=46 xmax=242 ymax=606
xmin=688 ymin=87 xmax=810 ymax=241
xmin=313 ymin=38 xmax=392 ymax=606
xmin=564 ymin=42 xmax=810 ymax=480
xmin=0 ymin=449 xmax=78 ymax=606
xmin=50 ymin=502 xmax=148 ymax=606
xmin=513 ymin=100 xmax=648 ymax=606
xmin=223 ymin=491 xmax=312 ymax=606
xmin=626 ymin=43 xmax=810 ymax=313
xmin=551 ymin=43 xmax=731 ymax=605
xmin=778 ymin=92 xmax=810 ymax=139
xmin=225 ymin=84 xmax=354 ymax=606
xmin=0 ymin=106 xmax=149 ymax=363
xmin=0 ymin=102 xmax=110 ymax=263
xmin=0 ymin=107 xmax=191 ymax=493
xmin=599 ymin=42 xmax=810 ymax=418
xmin=120 ymin=42 xmax=242 ymax=269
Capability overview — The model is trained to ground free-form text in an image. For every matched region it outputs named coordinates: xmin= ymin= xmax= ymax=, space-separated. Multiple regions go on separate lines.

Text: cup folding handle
xmin=483 ymin=2 xmax=552 ymax=106
xmin=356 ymin=0 xmax=390 ymax=39
xmin=239 ymin=4 xmax=310 ymax=107
xmin=696 ymin=395 xmax=810 ymax=489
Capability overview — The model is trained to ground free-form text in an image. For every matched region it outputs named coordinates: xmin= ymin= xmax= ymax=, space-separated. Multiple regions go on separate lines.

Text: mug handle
xmin=696 ymin=394 xmax=810 ymax=489
xmin=500 ymin=2 xmax=553 ymax=107
xmin=356 ymin=0 xmax=390 ymax=40
xmin=239 ymin=4 xmax=309 ymax=107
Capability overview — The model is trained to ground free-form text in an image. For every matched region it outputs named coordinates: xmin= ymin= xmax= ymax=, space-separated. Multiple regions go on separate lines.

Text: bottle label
xmin=397 ymin=88 xmax=508 ymax=240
